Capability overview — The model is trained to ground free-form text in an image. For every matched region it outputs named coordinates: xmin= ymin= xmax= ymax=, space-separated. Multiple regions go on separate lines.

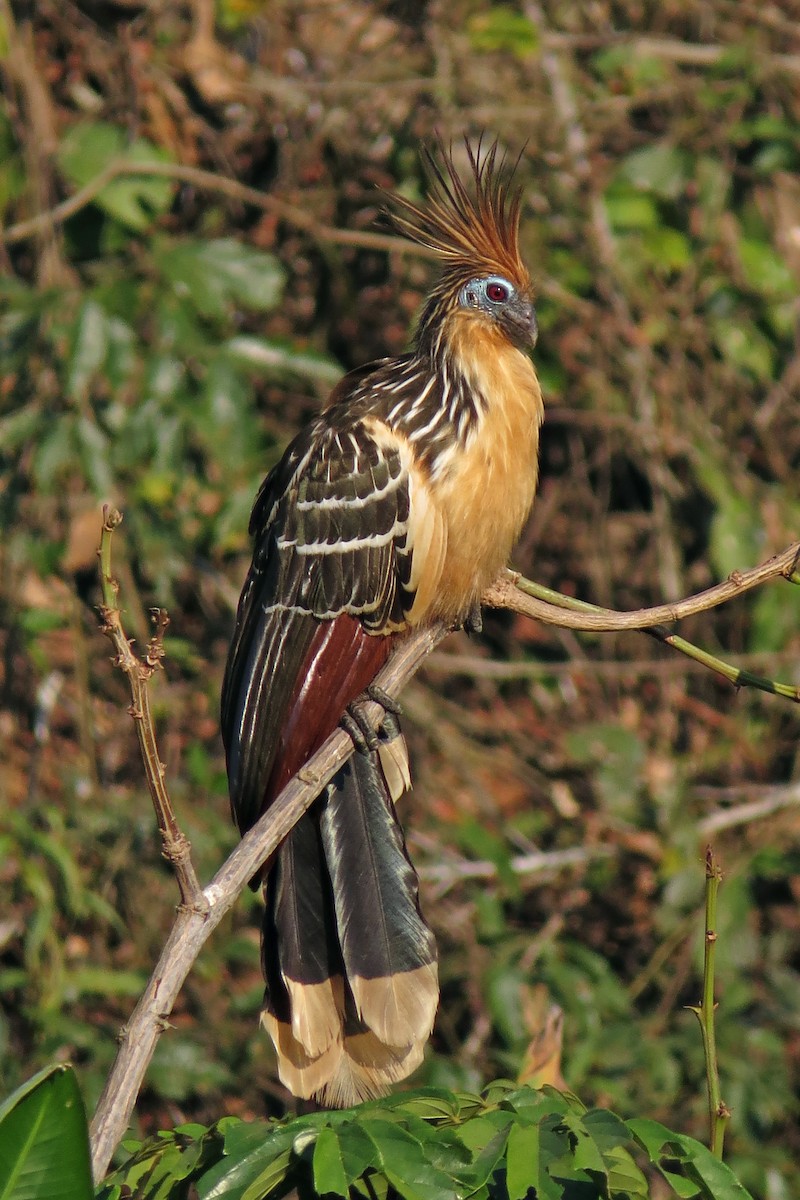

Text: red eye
xmin=486 ymin=281 xmax=509 ymax=303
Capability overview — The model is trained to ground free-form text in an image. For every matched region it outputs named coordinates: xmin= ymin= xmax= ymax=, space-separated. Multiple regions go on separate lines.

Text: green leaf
xmin=626 ymin=1119 xmax=701 ymax=1197
xmin=466 ymin=8 xmax=539 ymax=56
xmin=388 ymin=1089 xmax=465 ymax=1123
xmin=66 ymin=299 xmax=108 ymax=401
xmin=581 ymin=1108 xmax=632 ymax=1148
xmin=196 ymin=1123 xmax=295 ymax=1199
xmin=738 ymin=237 xmax=797 ymax=300
xmin=234 ymin=1148 xmax=294 ymax=1200
xmin=0 ymin=405 xmax=43 ymax=453
xmin=642 ymin=225 xmax=692 ymax=271
xmin=157 ymin=238 xmax=286 ymax=318
xmin=604 ymin=185 xmax=661 ymax=232
xmin=360 ymin=1119 xmax=458 ymax=1200
xmin=628 ymin=1118 xmax=755 ymax=1197
xmin=335 ymin=1122 xmax=379 ymax=1184
xmin=558 ymin=1111 xmax=606 ymax=1174
xmin=486 ymin=965 xmax=526 ymax=1044
xmin=564 ymin=723 xmax=644 ymax=819
xmin=603 ymin=1144 xmax=650 ymax=1197
xmin=711 ymin=317 xmax=776 ymax=381
xmin=75 ymin=415 xmax=114 ymax=496
xmin=313 ymin=1127 xmax=349 ymax=1197
xmin=617 ymin=143 xmax=690 ymax=200
xmin=501 ymin=1085 xmax=576 ymax=1120
xmin=148 ymin=1037 xmax=231 ymax=1103
xmin=0 ymin=1064 xmax=92 ymax=1200
xmin=58 ymin=121 xmax=174 ymax=231
xmin=506 ymin=1121 xmax=540 ymax=1200
xmin=749 ymin=584 xmax=800 ymax=654
xmin=675 ymin=1133 xmax=756 ymax=1199
xmin=224 ymin=335 xmax=342 ymax=384
xmin=32 ymin=417 xmax=79 ymax=490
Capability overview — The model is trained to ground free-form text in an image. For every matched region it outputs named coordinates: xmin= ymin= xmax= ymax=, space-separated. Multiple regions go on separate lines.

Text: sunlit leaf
xmin=66 ymin=299 xmax=108 ymax=401
xmin=506 ymin=1120 xmax=539 ymax=1200
xmin=604 ymin=185 xmax=661 ymax=231
xmin=58 ymin=121 xmax=174 ymax=231
xmin=312 ymin=1126 xmax=349 ymax=1196
xmin=0 ymin=1064 xmax=92 ymax=1200
xmin=711 ymin=317 xmax=776 ymax=381
xmin=466 ymin=8 xmax=538 ymax=56
xmin=157 ymin=238 xmax=286 ymax=318
xmin=617 ymin=143 xmax=690 ymax=200
xmin=738 ymin=238 xmax=797 ymax=299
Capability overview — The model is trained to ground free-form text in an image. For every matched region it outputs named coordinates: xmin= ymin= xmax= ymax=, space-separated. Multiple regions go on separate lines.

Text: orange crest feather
xmin=390 ymin=137 xmax=530 ymax=293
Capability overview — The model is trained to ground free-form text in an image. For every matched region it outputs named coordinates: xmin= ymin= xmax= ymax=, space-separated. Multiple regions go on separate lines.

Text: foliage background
xmin=1 ymin=1 xmax=800 ymax=1195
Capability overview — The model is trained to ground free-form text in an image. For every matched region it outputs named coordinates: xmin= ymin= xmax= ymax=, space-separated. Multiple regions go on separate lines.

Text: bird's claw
xmin=340 ymin=707 xmax=378 ymax=754
xmin=365 ymin=683 xmax=402 ymax=716
xmin=341 ymin=685 xmax=402 ymax=755
xmin=464 ymin=604 xmax=483 ymax=635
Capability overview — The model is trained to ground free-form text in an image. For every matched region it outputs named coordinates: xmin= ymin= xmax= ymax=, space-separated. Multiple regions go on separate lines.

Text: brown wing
xmin=221 ymin=413 xmax=417 ymax=836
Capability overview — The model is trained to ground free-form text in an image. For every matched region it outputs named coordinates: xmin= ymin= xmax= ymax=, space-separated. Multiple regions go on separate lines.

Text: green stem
xmin=687 ymin=848 xmax=730 ymax=1158
xmin=515 ymin=577 xmax=800 ymax=703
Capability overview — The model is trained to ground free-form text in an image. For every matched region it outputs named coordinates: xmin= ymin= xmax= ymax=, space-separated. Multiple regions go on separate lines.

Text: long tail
xmin=260 ymin=726 xmax=438 ymax=1107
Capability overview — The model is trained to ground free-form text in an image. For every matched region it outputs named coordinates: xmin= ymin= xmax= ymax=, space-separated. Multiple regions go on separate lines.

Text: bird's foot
xmin=364 ymin=683 xmax=402 ymax=717
xmin=340 ymin=685 xmax=402 ymax=755
xmin=340 ymin=707 xmax=377 ymax=754
xmin=464 ymin=604 xmax=483 ymax=635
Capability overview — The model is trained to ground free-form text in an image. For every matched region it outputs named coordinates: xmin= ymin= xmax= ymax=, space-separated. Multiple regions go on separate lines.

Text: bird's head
xmin=389 ymin=137 xmax=537 ymax=355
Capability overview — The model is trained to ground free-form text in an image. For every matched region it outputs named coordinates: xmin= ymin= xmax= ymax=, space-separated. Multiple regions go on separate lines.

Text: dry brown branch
xmin=97 ymin=507 xmax=204 ymax=909
xmin=0 ymin=158 xmax=436 ymax=260
xmin=485 ymin=542 xmax=800 ymax=631
xmin=0 ymin=0 xmax=73 ymax=286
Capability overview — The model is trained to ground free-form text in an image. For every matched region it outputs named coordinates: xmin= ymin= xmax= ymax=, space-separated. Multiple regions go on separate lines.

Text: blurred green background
xmin=1 ymin=2 xmax=800 ymax=1195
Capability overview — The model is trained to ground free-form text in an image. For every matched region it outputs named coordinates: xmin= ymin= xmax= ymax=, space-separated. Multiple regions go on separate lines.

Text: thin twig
xmin=487 ymin=542 xmax=800 ymax=634
xmin=424 ymin=647 xmax=800 ymax=683
xmin=418 ymin=845 xmax=610 ymax=893
xmin=492 ymin=557 xmax=800 ymax=702
xmin=686 ymin=848 xmax=730 ymax=1158
xmin=0 ymin=157 xmax=436 ymax=259
xmin=699 ymin=785 xmax=800 ymax=835
xmin=97 ymin=507 xmax=205 ymax=910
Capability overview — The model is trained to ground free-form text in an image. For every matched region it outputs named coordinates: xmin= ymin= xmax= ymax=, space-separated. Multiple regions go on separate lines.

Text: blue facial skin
xmin=458 ymin=275 xmax=538 ymax=349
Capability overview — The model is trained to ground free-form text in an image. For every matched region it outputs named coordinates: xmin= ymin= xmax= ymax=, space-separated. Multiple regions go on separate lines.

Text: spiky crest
xmin=390 ymin=136 xmax=530 ymax=295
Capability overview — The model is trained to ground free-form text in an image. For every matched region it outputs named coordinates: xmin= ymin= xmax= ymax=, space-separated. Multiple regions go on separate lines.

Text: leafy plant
xmin=97 ymin=1082 xmax=754 ymax=1200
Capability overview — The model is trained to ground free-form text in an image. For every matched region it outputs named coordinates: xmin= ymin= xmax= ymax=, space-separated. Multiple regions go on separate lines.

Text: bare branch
xmin=487 ymin=541 xmax=800 ymax=632
xmin=97 ymin=507 xmax=205 ymax=909
xmin=0 ymin=157 xmax=436 ymax=260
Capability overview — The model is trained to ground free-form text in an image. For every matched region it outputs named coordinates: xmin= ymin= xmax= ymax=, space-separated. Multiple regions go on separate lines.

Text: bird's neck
xmin=395 ymin=309 xmax=528 ymax=447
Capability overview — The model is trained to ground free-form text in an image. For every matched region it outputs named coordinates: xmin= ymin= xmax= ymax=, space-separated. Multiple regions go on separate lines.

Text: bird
xmin=221 ymin=138 xmax=543 ymax=1108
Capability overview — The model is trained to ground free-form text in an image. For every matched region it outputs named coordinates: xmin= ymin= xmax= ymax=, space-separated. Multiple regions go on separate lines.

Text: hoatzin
xmin=221 ymin=140 xmax=542 ymax=1107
